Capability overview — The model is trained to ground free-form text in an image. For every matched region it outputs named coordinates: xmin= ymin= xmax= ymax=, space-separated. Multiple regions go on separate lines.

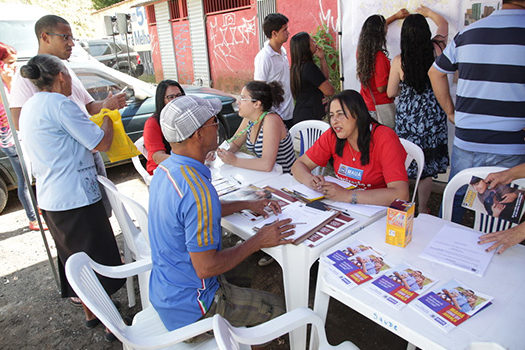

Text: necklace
xmin=227 ymin=111 xmax=268 ymax=144
xmin=348 ymin=143 xmax=358 ymax=162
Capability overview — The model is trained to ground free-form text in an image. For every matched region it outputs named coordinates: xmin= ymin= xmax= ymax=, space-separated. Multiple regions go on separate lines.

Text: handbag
xmin=90 ymin=108 xmax=141 ymax=163
xmin=368 ymin=86 xmax=396 ymax=129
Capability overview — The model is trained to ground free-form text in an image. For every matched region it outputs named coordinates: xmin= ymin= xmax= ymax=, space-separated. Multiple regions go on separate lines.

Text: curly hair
xmin=356 ymin=15 xmax=388 ymax=88
xmin=400 ymin=14 xmax=435 ymax=94
xmin=290 ymin=32 xmax=313 ymax=99
xmin=245 ymin=80 xmax=284 ymax=112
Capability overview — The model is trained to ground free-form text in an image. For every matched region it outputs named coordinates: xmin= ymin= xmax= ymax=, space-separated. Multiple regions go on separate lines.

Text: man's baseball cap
xmin=160 ymin=95 xmax=222 ymax=143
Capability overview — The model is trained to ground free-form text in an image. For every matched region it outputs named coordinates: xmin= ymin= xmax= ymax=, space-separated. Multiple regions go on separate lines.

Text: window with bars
xmin=168 ymin=0 xmax=188 ymax=20
xmin=203 ymin=0 xmax=251 ymax=15
xmin=146 ymin=5 xmax=156 ymax=25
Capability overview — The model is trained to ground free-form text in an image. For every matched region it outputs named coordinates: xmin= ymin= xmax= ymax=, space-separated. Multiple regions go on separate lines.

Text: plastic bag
xmin=90 ymin=108 xmax=141 ymax=163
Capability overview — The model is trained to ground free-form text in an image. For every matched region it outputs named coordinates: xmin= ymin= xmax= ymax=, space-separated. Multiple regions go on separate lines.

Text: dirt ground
xmin=0 ymin=163 xmax=445 ymax=349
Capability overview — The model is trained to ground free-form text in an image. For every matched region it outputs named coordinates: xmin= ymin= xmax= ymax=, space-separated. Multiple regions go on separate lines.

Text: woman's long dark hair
xmin=153 ymin=79 xmax=185 ymax=122
xmin=331 ymin=90 xmax=376 ymax=165
xmin=356 ymin=15 xmax=387 ymax=88
xmin=401 ymin=14 xmax=435 ymax=94
xmin=290 ymin=32 xmax=313 ymax=99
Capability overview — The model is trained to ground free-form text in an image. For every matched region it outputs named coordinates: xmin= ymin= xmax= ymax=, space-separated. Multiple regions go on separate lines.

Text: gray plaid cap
xmin=160 ymin=95 xmax=222 ymax=142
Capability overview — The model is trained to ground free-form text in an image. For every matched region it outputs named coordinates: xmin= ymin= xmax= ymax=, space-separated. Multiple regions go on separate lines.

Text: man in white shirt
xmin=253 ymin=13 xmax=293 ymax=129
xmin=10 ymin=15 xmax=126 ymax=129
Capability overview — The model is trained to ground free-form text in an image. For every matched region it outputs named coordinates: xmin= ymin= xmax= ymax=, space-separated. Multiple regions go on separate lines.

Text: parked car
xmin=0 ymin=55 xmax=241 ymax=213
xmin=79 ymin=38 xmax=144 ymax=77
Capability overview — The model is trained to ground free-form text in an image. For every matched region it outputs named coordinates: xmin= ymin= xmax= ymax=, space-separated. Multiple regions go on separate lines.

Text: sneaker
xmin=258 ymin=255 xmax=275 ymax=267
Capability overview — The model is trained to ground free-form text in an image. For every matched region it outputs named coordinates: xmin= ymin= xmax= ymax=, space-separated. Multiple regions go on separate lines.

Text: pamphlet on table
xmin=412 ymin=279 xmax=493 ymax=333
xmin=282 ymin=176 xmax=355 ymax=201
xmin=419 ymin=224 xmax=496 ymax=277
xmin=322 ymin=239 xmax=390 ymax=289
xmin=322 ymin=200 xmax=387 ymax=218
xmin=462 ymin=175 xmax=525 ymax=224
xmin=365 ymin=263 xmax=437 ymax=310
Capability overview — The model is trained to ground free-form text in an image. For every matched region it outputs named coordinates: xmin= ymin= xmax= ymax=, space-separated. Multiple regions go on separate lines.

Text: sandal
xmin=85 ymin=317 xmax=101 ymax=329
xmin=69 ymin=297 xmax=83 ymax=307
xmin=104 ymin=329 xmax=117 ymax=342
xmin=29 ymin=220 xmax=48 ymax=231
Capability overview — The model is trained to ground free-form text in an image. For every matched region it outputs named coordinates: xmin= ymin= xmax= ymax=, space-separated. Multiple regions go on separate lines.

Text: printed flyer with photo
xmin=412 ymin=279 xmax=493 ymax=333
xmin=366 ymin=263 xmax=437 ymax=310
xmin=322 ymin=240 xmax=389 ymax=289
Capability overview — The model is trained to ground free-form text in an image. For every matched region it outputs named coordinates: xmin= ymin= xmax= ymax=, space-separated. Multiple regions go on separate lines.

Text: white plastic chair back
xmin=212 ymin=308 xmax=358 ymax=350
xmin=289 ymin=120 xmax=330 ymax=176
xmin=65 ymin=252 xmax=219 ymax=350
xmin=442 ymin=166 xmax=525 ymax=233
xmin=98 ymin=175 xmax=151 ymax=308
xmin=399 ymin=138 xmax=425 ymax=203
xmin=132 ymin=136 xmax=153 ymax=186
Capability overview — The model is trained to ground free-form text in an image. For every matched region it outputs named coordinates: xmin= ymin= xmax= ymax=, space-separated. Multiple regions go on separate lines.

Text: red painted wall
xmin=206 ymin=6 xmax=259 ymax=93
xmin=278 ymin=0 xmax=338 ymax=63
xmin=171 ymin=20 xmax=194 ymax=84
xmin=146 ymin=6 xmax=163 ymax=82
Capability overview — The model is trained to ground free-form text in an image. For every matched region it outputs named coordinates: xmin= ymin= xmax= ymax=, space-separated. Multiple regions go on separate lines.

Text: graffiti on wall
xmin=208 ymin=13 xmax=257 ymax=72
xmin=172 ymin=21 xmax=194 ymax=84
xmin=318 ymin=0 xmax=336 ymax=32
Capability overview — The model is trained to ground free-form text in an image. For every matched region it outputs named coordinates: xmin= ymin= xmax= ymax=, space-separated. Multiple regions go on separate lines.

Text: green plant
xmin=311 ymin=24 xmax=341 ymax=93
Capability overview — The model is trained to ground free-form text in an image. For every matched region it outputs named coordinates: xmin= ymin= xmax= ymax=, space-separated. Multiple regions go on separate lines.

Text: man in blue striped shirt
xmin=429 ymin=0 xmax=525 ymax=222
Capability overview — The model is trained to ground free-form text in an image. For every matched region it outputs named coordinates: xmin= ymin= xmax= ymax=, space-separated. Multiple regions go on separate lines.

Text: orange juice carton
xmin=386 ymin=199 xmax=414 ymax=247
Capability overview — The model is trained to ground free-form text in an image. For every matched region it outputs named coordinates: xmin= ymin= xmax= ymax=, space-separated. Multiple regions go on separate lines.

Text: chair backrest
xmin=212 ymin=308 xmax=358 ymax=350
xmin=132 ymin=136 xmax=153 ymax=186
xmin=97 ymin=175 xmax=150 ymax=260
xmin=442 ymin=166 xmax=525 ymax=233
xmin=399 ymin=138 xmax=425 ymax=203
xmin=289 ymin=120 xmax=330 ymax=176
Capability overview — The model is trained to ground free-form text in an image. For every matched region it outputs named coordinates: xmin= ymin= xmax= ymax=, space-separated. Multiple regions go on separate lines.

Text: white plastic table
xmin=220 ymin=173 xmax=386 ymax=350
xmin=312 ymin=214 xmax=525 ymax=349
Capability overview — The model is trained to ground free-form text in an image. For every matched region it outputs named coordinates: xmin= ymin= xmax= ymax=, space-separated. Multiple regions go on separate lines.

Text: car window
xmin=89 ymin=43 xmax=112 ymax=56
xmin=75 ymin=71 xmax=124 ymax=101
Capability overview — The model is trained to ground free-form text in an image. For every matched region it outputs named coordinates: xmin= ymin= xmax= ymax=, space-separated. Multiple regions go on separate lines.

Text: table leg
xmin=311 ymin=267 xmax=330 ymax=350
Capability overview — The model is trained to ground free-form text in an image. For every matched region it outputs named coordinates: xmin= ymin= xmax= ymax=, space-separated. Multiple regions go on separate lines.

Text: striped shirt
xmin=433 ymin=9 xmax=525 ymax=155
xmin=148 ymin=154 xmax=221 ymax=331
xmin=246 ymin=121 xmax=296 ymax=173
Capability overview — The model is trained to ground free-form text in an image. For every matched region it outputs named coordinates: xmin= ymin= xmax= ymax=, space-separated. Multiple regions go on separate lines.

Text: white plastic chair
xmin=289 ymin=120 xmax=330 ymax=176
xmin=399 ymin=138 xmax=425 ymax=203
xmin=442 ymin=166 xmax=525 ymax=233
xmin=212 ymin=308 xmax=358 ymax=350
xmin=132 ymin=137 xmax=153 ymax=186
xmin=65 ymin=252 xmax=220 ymax=350
xmin=98 ymin=175 xmax=151 ymax=309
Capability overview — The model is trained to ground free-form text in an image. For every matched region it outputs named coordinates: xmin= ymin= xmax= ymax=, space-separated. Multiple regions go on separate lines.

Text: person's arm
xmin=417 ymin=6 xmax=448 ymax=39
xmin=478 ymin=222 xmax=525 ymax=254
xmin=291 ymin=153 xmax=326 ymax=191
xmin=94 ymin=116 xmax=114 ymax=152
xmin=9 ymin=107 xmax=21 ymax=131
xmin=221 ymin=198 xmax=281 ymax=217
xmin=189 ymin=218 xmax=294 ymax=279
xmin=374 ymin=52 xmax=392 ymax=94
xmin=387 ymin=55 xmax=402 ymax=98
xmin=428 ymin=65 xmax=455 ymax=123
xmin=386 ymin=8 xmax=409 ymax=25
xmin=322 ymin=180 xmax=409 ymax=206
xmin=85 ymin=91 xmax=127 ymax=115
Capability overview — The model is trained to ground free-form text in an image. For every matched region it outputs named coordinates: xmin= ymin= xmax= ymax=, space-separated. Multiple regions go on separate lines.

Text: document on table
xmin=284 ymin=176 xmax=355 ymax=201
xmin=322 ymin=199 xmax=387 ymax=218
xmin=419 ymin=224 xmax=496 ymax=277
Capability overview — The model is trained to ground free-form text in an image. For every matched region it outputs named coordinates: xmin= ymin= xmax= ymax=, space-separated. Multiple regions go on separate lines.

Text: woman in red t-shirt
xmin=291 ymin=90 xmax=409 ymax=206
xmin=356 ymin=9 xmax=408 ymax=129
xmin=143 ymin=80 xmax=185 ymax=174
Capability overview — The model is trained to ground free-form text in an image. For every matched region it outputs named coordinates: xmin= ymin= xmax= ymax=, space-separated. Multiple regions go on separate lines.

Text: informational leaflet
xmin=419 ymin=224 xmax=496 ymax=277
xmin=283 ymin=176 xmax=355 ymax=201
xmin=412 ymin=279 xmax=493 ymax=333
xmin=365 ymin=263 xmax=437 ymax=310
xmin=322 ymin=199 xmax=387 ymax=218
xmin=322 ymin=239 xmax=390 ymax=289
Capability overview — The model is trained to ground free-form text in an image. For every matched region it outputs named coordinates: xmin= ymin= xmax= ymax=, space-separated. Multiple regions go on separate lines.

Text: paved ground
xmin=1 ymin=162 xmax=447 ymax=349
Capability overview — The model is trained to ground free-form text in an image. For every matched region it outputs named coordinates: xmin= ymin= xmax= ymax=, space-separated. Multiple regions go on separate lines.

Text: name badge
xmin=338 ymin=164 xmax=363 ymax=181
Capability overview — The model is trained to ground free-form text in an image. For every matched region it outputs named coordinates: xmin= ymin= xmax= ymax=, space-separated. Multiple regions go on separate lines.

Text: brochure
xmin=304 ymin=211 xmax=359 ymax=247
xmin=365 ymin=263 xmax=437 ymax=310
xmin=282 ymin=176 xmax=355 ymax=201
xmin=412 ymin=279 xmax=493 ymax=333
xmin=322 ymin=240 xmax=389 ymax=289
xmin=462 ymin=175 xmax=525 ymax=224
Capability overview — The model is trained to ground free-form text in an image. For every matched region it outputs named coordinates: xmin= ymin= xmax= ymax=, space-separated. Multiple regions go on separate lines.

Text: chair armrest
xmin=90 ymin=257 xmax=152 ymax=279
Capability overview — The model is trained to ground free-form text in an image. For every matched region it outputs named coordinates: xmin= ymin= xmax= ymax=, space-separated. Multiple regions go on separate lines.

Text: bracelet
xmin=351 ymin=191 xmax=358 ymax=204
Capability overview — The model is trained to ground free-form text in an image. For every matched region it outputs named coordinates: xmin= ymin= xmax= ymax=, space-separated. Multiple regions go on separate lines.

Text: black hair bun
xmin=20 ymin=64 xmax=41 ymax=80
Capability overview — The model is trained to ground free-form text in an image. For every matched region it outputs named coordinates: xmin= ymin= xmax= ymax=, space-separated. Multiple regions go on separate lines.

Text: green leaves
xmin=312 ymin=24 xmax=341 ymax=93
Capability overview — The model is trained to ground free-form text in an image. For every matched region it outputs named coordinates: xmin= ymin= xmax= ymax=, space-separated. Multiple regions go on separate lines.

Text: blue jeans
xmin=3 ymin=146 xmax=36 ymax=221
xmin=446 ymin=145 xmax=525 ymax=223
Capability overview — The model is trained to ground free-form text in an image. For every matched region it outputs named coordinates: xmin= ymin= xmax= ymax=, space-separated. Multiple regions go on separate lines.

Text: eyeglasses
xmin=46 ymin=32 xmax=75 ymax=42
xmin=239 ymin=95 xmax=257 ymax=102
xmin=201 ymin=116 xmax=219 ymax=129
xmin=165 ymin=93 xmax=184 ymax=101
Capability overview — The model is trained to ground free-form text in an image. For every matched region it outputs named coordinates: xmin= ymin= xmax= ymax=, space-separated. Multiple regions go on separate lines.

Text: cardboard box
xmin=386 ymin=199 xmax=414 ymax=247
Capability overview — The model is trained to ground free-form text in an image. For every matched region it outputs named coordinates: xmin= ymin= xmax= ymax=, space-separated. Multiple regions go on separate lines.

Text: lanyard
xmin=227 ymin=111 xmax=268 ymax=144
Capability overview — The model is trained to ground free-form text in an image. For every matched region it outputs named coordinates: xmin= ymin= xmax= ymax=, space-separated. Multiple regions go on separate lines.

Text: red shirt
xmin=143 ymin=116 xmax=167 ymax=175
xmin=359 ymin=51 xmax=394 ymax=111
xmin=306 ymin=125 xmax=407 ymax=190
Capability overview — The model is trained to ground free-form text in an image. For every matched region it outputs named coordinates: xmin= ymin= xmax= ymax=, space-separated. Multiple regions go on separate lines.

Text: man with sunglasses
xmin=148 ymin=95 xmax=295 ymax=336
xmin=10 ymin=15 xmax=126 ymax=130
